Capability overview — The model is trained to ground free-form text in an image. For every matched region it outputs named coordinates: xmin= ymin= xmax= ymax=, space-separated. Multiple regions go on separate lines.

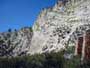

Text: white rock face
xmin=30 ymin=0 xmax=90 ymax=54
xmin=0 ymin=27 xmax=33 ymax=57
xmin=0 ymin=0 xmax=90 ymax=57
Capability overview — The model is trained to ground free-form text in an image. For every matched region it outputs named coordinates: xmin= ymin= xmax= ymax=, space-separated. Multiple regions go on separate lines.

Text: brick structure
xmin=75 ymin=29 xmax=90 ymax=60
xmin=84 ymin=30 xmax=90 ymax=60
xmin=75 ymin=36 xmax=83 ymax=56
xmin=78 ymin=37 xmax=83 ymax=56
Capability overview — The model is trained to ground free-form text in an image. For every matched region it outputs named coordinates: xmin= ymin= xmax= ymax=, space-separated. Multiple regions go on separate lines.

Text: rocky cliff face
xmin=0 ymin=0 xmax=90 ymax=57
xmin=31 ymin=0 xmax=90 ymax=54
xmin=0 ymin=27 xmax=33 ymax=57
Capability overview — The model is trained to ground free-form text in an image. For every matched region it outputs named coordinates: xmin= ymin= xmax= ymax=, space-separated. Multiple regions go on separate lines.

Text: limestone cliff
xmin=0 ymin=27 xmax=33 ymax=57
xmin=31 ymin=0 xmax=90 ymax=54
xmin=0 ymin=0 xmax=90 ymax=57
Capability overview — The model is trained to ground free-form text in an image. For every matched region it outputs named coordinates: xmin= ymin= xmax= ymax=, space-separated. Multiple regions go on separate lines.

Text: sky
xmin=0 ymin=0 xmax=56 ymax=32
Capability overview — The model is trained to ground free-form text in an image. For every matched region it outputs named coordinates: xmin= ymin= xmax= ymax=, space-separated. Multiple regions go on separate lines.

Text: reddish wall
xmin=85 ymin=30 xmax=90 ymax=60
xmin=77 ymin=37 xmax=83 ymax=56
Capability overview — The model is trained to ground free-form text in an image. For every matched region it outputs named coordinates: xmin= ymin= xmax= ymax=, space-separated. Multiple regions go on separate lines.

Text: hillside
xmin=0 ymin=27 xmax=33 ymax=57
xmin=0 ymin=0 xmax=90 ymax=57
xmin=31 ymin=0 xmax=90 ymax=54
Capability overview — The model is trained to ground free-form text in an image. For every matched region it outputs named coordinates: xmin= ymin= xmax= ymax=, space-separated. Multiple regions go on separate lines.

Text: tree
xmin=29 ymin=27 xmax=33 ymax=32
xmin=8 ymin=28 xmax=12 ymax=33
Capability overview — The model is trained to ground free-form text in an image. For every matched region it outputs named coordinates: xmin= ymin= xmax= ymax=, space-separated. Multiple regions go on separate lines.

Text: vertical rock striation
xmin=0 ymin=0 xmax=90 ymax=57
xmin=31 ymin=0 xmax=90 ymax=54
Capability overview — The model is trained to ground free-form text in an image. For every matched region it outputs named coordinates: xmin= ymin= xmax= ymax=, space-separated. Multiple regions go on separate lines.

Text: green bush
xmin=77 ymin=60 xmax=90 ymax=68
xmin=0 ymin=51 xmax=64 ymax=68
xmin=0 ymin=50 xmax=86 ymax=68
xmin=29 ymin=27 xmax=33 ymax=32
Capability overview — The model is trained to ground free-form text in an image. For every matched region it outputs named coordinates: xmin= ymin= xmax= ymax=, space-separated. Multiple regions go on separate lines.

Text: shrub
xmin=0 ymin=51 xmax=64 ymax=68
xmin=29 ymin=27 xmax=33 ymax=32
